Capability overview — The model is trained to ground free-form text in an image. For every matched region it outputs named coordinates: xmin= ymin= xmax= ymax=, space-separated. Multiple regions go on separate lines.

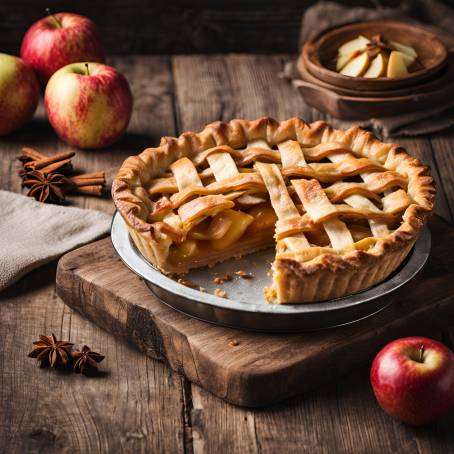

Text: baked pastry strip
xmin=255 ymin=161 xmax=310 ymax=250
xmin=291 ymin=178 xmax=354 ymax=251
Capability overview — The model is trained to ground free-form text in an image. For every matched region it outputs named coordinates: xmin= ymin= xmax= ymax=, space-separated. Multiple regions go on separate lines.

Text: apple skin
xmin=44 ymin=62 xmax=133 ymax=149
xmin=20 ymin=12 xmax=104 ymax=85
xmin=0 ymin=53 xmax=39 ymax=136
xmin=371 ymin=337 xmax=454 ymax=426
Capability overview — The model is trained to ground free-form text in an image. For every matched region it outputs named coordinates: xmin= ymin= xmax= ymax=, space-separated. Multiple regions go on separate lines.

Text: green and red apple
xmin=44 ymin=62 xmax=133 ymax=149
xmin=20 ymin=12 xmax=104 ymax=85
xmin=371 ymin=336 xmax=454 ymax=426
xmin=0 ymin=53 xmax=39 ymax=135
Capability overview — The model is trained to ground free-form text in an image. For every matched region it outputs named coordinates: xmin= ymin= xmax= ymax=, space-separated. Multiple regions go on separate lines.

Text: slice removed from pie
xmin=113 ymin=117 xmax=435 ymax=303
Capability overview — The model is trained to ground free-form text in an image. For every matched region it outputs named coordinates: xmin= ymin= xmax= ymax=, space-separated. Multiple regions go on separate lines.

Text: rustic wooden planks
xmin=1 ymin=54 xmax=454 ymax=453
xmin=56 ymin=215 xmax=454 ymax=408
xmin=0 ymin=55 xmax=188 ymax=453
xmin=0 ymin=264 xmax=187 ymax=453
xmin=172 ymin=54 xmax=313 ymax=130
xmin=398 ymin=136 xmax=453 ymax=223
xmin=430 ymin=131 xmax=454 ymax=222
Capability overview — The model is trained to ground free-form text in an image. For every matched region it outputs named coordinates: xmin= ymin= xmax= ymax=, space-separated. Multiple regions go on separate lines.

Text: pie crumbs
xmin=214 ymin=288 xmax=227 ymax=298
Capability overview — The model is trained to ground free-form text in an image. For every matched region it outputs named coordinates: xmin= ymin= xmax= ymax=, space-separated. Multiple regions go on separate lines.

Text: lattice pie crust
xmin=112 ymin=118 xmax=435 ymax=303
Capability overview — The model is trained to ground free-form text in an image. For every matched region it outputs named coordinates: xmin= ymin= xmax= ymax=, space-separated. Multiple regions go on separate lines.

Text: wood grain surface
xmin=1 ymin=54 xmax=454 ymax=452
xmin=56 ymin=216 xmax=454 ymax=407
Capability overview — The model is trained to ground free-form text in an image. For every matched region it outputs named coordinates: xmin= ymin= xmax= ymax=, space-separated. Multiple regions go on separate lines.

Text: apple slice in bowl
xmin=364 ymin=53 xmax=387 ymax=78
xmin=387 ymin=51 xmax=409 ymax=78
xmin=339 ymin=52 xmax=370 ymax=77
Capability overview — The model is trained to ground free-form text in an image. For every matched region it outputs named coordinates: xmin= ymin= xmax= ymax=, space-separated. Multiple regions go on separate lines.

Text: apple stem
xmin=419 ymin=345 xmax=425 ymax=363
xmin=85 ymin=63 xmax=90 ymax=76
xmin=45 ymin=8 xmax=62 ymax=28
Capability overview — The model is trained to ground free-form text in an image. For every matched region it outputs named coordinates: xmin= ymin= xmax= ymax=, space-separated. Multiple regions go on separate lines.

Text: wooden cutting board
xmin=56 ymin=216 xmax=454 ymax=407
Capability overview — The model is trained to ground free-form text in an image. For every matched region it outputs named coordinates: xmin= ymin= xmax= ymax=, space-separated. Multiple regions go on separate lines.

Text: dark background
xmin=0 ymin=0 xmax=417 ymax=55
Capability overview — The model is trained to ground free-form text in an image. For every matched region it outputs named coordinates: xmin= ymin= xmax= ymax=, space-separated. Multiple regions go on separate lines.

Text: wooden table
xmin=1 ymin=55 xmax=454 ymax=453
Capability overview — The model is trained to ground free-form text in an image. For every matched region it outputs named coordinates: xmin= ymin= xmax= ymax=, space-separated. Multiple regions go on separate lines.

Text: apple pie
xmin=112 ymin=117 xmax=435 ymax=303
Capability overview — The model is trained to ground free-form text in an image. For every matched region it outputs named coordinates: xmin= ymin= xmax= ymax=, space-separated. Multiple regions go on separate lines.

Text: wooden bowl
xmin=297 ymin=52 xmax=452 ymax=98
xmin=302 ymin=20 xmax=448 ymax=91
xmin=293 ymin=79 xmax=454 ymax=120
xmin=293 ymin=53 xmax=454 ymax=120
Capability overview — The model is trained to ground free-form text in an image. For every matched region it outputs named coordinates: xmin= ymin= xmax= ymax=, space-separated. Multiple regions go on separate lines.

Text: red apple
xmin=20 ymin=11 xmax=104 ymax=85
xmin=371 ymin=336 xmax=454 ymax=426
xmin=0 ymin=53 xmax=39 ymax=135
xmin=44 ymin=62 xmax=133 ymax=149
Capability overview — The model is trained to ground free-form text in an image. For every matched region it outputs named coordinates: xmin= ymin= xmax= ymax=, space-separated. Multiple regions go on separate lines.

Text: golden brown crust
xmin=112 ymin=117 xmax=435 ymax=303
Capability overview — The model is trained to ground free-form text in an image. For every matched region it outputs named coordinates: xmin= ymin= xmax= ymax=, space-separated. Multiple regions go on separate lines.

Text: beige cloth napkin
xmin=292 ymin=0 xmax=454 ymax=137
xmin=0 ymin=190 xmax=111 ymax=291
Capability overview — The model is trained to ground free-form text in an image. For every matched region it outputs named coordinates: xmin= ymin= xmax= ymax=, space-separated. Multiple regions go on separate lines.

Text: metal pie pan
xmin=111 ymin=212 xmax=431 ymax=333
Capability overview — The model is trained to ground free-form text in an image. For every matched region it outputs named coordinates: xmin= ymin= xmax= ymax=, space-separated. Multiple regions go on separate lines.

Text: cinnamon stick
xmin=70 ymin=185 xmax=104 ymax=196
xmin=66 ymin=171 xmax=106 ymax=196
xmin=70 ymin=177 xmax=106 ymax=187
xmin=40 ymin=158 xmax=74 ymax=174
xmin=68 ymin=172 xmax=106 ymax=187
xmin=27 ymin=150 xmax=75 ymax=170
xmin=19 ymin=147 xmax=46 ymax=162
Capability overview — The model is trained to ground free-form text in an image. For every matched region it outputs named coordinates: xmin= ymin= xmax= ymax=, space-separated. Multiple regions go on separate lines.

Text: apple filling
xmin=167 ymin=201 xmax=378 ymax=267
xmin=168 ymin=204 xmax=277 ymax=267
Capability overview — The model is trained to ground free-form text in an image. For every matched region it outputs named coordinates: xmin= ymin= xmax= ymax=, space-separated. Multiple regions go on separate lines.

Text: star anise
xmin=72 ymin=345 xmax=105 ymax=374
xmin=22 ymin=170 xmax=68 ymax=204
xmin=17 ymin=147 xmax=107 ymax=201
xmin=366 ymin=34 xmax=393 ymax=58
xmin=28 ymin=334 xmax=74 ymax=368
